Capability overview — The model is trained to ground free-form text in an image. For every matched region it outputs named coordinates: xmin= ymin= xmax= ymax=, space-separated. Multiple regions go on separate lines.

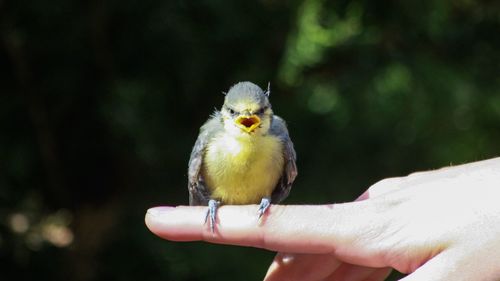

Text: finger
xmin=145 ymin=203 xmax=390 ymax=267
xmin=363 ymin=267 xmax=392 ymax=281
xmin=356 ymin=177 xmax=405 ymax=201
xmin=357 ymin=166 xmax=461 ymax=202
xmin=325 ymin=263 xmax=380 ymax=281
xmin=264 ymin=253 xmax=341 ymax=281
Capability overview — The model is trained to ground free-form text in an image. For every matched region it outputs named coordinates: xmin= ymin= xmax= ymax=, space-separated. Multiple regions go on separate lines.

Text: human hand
xmin=145 ymin=157 xmax=500 ymax=281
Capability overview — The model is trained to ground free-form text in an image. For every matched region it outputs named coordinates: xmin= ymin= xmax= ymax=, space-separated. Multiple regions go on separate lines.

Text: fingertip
xmin=144 ymin=206 xmax=206 ymax=241
xmin=263 ymin=253 xmax=292 ymax=281
xmin=146 ymin=206 xmax=176 ymax=217
xmin=145 ymin=206 xmax=174 ymax=238
xmin=265 ymin=252 xmax=343 ymax=281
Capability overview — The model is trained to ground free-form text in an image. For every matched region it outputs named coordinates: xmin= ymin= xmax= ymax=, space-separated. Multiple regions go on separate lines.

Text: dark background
xmin=1 ymin=0 xmax=499 ymax=280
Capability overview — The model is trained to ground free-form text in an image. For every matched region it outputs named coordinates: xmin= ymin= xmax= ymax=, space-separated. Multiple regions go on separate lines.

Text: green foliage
xmin=0 ymin=0 xmax=499 ymax=280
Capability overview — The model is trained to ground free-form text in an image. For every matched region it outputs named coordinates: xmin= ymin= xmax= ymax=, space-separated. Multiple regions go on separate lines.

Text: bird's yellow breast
xmin=202 ymin=132 xmax=284 ymax=204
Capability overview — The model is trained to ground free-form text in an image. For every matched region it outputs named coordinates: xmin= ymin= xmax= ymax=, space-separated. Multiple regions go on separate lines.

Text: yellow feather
xmin=202 ymin=132 xmax=284 ymax=204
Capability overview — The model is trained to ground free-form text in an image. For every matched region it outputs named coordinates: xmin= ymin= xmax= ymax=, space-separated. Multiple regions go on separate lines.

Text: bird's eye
xmin=257 ymin=107 xmax=267 ymax=115
xmin=228 ymin=108 xmax=235 ymax=115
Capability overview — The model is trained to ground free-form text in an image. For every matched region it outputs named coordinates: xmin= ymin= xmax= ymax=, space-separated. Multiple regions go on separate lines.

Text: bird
xmin=187 ymin=81 xmax=297 ymax=232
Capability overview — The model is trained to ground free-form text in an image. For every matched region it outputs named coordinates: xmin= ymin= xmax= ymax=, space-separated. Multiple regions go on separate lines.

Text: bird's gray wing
xmin=188 ymin=112 xmax=221 ymax=206
xmin=269 ymin=115 xmax=298 ymax=203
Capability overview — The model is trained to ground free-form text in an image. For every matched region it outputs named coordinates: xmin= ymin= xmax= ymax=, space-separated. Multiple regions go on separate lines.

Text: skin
xmin=146 ymin=157 xmax=500 ymax=281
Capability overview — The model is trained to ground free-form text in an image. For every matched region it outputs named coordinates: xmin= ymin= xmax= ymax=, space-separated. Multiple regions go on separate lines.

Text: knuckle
xmin=368 ymin=177 xmax=404 ymax=196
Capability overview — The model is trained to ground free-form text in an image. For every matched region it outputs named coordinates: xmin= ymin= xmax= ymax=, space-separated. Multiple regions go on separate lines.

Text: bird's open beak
xmin=235 ymin=115 xmax=261 ymax=133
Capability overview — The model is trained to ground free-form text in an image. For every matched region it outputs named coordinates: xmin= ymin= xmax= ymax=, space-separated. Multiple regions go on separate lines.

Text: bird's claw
xmin=257 ymin=197 xmax=271 ymax=220
xmin=205 ymin=199 xmax=219 ymax=233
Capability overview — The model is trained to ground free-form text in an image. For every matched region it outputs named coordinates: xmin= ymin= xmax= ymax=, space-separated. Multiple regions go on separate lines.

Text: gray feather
xmin=187 ymin=111 xmax=223 ymax=205
xmin=269 ymin=115 xmax=298 ymax=203
xmin=224 ymin=82 xmax=270 ymax=110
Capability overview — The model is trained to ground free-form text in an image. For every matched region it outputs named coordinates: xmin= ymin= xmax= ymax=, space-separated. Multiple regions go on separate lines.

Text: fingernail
xmin=279 ymin=253 xmax=295 ymax=264
xmin=146 ymin=206 xmax=175 ymax=217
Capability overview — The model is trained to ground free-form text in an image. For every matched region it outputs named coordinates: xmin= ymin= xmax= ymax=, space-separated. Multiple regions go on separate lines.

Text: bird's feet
xmin=204 ymin=199 xmax=219 ymax=233
xmin=257 ymin=197 xmax=271 ymax=220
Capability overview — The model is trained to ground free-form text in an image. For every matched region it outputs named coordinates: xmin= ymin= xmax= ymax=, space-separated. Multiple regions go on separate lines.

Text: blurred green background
xmin=1 ymin=0 xmax=499 ymax=280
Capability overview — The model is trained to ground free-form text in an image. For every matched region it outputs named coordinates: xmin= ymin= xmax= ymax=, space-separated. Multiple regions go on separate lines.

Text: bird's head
xmin=221 ymin=82 xmax=273 ymax=136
